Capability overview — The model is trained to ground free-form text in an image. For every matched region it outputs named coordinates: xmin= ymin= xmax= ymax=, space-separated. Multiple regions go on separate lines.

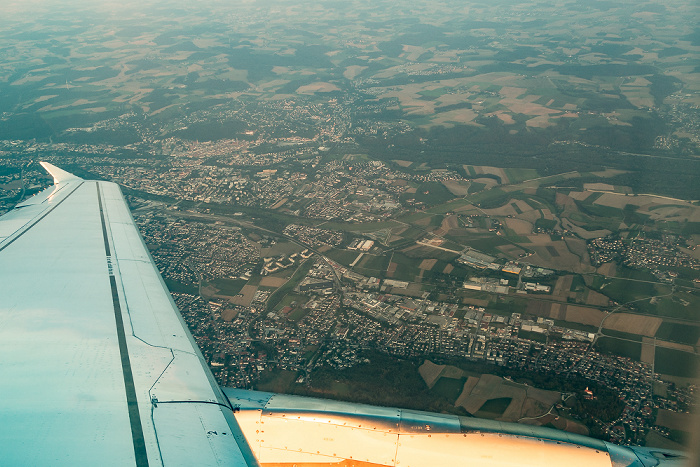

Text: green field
xmin=260 ymin=240 xmax=304 ymax=256
xmin=502 ymin=230 xmax=531 ymax=244
xmin=256 ymin=370 xmax=300 ymax=393
xmin=418 ymin=87 xmax=451 ymax=99
xmin=570 ymin=275 xmax=586 ymax=292
xmin=594 ymin=268 xmax=672 ymax=311
xmin=535 ymin=218 xmax=558 ymax=230
xmin=274 ymin=293 xmax=308 ymax=312
xmin=397 ymin=212 xmax=434 ymax=224
xmin=595 ymin=336 xmax=642 ymax=361
xmin=475 ymin=397 xmax=512 ymax=419
xmin=398 ymin=225 xmax=429 ymax=241
xmin=404 ymin=246 xmax=460 ymax=261
xmin=356 ymin=254 xmax=391 ymax=276
xmin=461 ymin=236 xmax=511 ymax=256
xmin=466 ymin=188 xmax=508 ymax=207
xmin=643 ymin=291 xmax=700 ymax=320
xmin=389 ymin=252 xmax=423 ymax=281
xmin=164 ymin=279 xmax=199 ymax=295
xmin=401 ymin=182 xmax=456 ymax=207
xmin=655 ymin=347 xmax=700 ymax=378
xmin=430 ymin=377 xmax=465 ymax=401
xmin=211 ymin=278 xmax=247 ymax=296
xmin=566 ymin=211 xmax=621 ymax=232
xmin=289 ymin=352 xmax=467 ymax=414
xmin=489 ymin=296 xmax=529 ymax=315
xmin=288 ymin=307 xmax=310 ymax=321
xmin=655 ymin=322 xmax=700 ymax=346
xmin=468 ymin=182 xmax=486 ymax=194
xmin=426 ymin=199 xmax=472 ymax=214
xmin=326 ymin=248 xmax=364 ymax=266
xmin=504 ymin=168 xmax=539 ymax=184
xmin=265 ymin=258 xmax=315 ymax=312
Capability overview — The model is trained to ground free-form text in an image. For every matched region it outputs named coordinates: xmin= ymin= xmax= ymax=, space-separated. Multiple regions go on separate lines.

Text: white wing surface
xmin=0 ymin=164 xmax=257 ymax=466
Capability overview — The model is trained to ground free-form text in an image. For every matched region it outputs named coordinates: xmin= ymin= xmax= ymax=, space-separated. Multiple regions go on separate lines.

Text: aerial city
xmin=1 ymin=0 xmax=698 ymax=458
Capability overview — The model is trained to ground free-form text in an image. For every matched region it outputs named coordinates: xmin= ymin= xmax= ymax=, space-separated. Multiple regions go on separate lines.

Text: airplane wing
xmin=0 ymin=163 xmax=257 ymax=466
xmin=0 ymin=163 xmax=688 ymax=466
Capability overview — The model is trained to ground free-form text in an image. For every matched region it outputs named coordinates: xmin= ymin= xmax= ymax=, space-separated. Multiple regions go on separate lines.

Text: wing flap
xmin=153 ymin=404 xmax=251 ymax=466
xmin=115 ymin=257 xmax=198 ymax=352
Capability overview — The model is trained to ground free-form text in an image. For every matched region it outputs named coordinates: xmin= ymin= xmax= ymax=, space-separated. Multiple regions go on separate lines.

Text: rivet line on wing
xmin=97 ymin=183 xmax=150 ymax=467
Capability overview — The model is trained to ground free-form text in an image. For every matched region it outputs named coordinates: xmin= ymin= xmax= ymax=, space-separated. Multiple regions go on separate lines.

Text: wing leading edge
xmin=0 ymin=165 xmax=257 ymax=466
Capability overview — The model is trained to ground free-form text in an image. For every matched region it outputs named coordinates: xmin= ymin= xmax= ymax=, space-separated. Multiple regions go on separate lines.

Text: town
xmin=0 ymin=151 xmax=697 ymax=450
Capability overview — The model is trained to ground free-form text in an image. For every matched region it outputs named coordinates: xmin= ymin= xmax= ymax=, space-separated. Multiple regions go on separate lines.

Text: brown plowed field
xmin=565 ymin=305 xmax=606 ymax=327
xmin=603 ymin=313 xmax=662 ymax=337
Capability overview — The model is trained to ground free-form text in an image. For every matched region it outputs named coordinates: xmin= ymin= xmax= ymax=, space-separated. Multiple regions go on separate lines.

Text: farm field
xmin=655 ymin=347 xmax=700 ymax=378
xmin=454 ymin=373 xmax=562 ymax=425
